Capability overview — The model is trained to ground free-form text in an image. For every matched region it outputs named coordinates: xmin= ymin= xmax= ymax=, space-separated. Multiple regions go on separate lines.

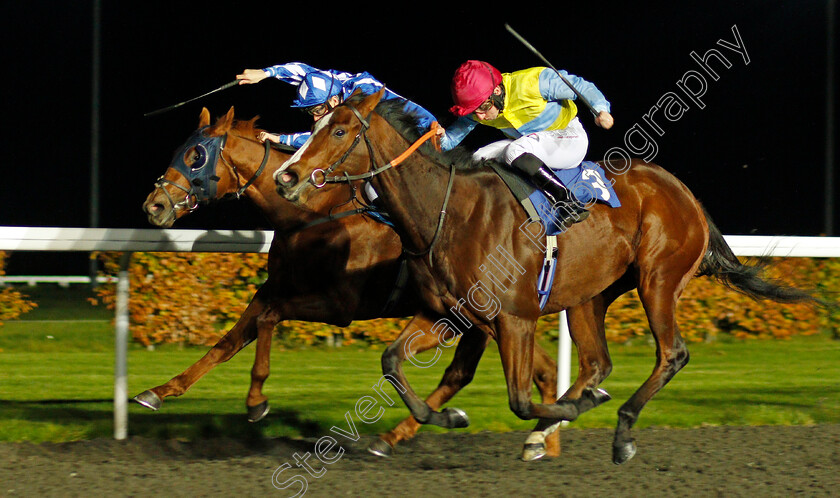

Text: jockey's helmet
xmin=449 ymin=60 xmax=503 ymax=116
xmin=291 ymin=71 xmax=340 ymax=108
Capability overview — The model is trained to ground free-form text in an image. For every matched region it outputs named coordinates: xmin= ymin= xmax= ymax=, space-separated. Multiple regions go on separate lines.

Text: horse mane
xmin=230 ymin=116 xmax=261 ymax=137
xmin=346 ymin=94 xmax=499 ymax=172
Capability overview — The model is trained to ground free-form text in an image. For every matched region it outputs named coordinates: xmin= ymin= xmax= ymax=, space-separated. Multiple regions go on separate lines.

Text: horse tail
xmin=697 ymin=207 xmax=825 ymax=306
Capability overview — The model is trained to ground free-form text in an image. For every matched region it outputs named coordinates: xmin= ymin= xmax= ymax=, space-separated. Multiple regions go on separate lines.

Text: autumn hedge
xmin=0 ymin=252 xmax=37 ymax=326
xmin=90 ymin=252 xmax=840 ymax=347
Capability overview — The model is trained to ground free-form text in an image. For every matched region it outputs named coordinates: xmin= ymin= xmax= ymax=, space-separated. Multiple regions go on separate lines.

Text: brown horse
xmin=274 ymin=89 xmax=821 ymax=464
xmin=138 ymin=107 xmax=561 ymax=459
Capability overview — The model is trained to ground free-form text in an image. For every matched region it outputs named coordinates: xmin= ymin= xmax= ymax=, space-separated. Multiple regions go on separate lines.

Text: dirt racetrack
xmin=2 ymin=425 xmax=838 ymax=497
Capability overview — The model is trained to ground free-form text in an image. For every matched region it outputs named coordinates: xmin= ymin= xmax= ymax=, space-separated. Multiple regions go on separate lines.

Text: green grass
xmin=11 ymin=283 xmax=112 ymax=321
xmin=1 ymin=285 xmax=839 ymax=443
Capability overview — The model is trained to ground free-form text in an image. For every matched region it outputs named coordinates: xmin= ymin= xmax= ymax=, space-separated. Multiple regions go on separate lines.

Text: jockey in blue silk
xmin=438 ymin=60 xmax=614 ymax=228
xmin=237 ymin=62 xmax=439 ymax=149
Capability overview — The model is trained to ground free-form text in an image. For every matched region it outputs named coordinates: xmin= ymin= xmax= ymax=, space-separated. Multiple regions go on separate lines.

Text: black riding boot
xmin=511 ymin=153 xmax=590 ymax=229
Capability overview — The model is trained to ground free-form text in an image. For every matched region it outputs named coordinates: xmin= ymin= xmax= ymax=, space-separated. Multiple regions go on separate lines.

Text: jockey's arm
xmin=540 ymin=69 xmax=612 ymax=128
xmin=237 ymin=62 xmax=324 ymax=86
xmin=236 ymin=68 xmax=269 ymax=84
xmin=258 ymin=131 xmax=310 ymax=149
xmin=594 ymin=111 xmax=614 ymax=129
xmin=439 ymin=116 xmax=479 ymax=151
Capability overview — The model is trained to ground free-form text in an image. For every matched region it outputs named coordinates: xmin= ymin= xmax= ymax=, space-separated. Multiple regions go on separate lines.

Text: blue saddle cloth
xmin=528 ymin=161 xmax=621 ymax=235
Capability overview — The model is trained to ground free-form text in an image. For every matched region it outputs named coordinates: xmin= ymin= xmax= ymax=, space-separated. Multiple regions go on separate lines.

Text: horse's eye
xmin=334 ymin=128 xmax=346 ymax=138
xmin=189 ymin=146 xmax=207 ymax=170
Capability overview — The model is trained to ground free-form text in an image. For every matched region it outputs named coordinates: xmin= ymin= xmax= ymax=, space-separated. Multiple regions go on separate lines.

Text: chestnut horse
xmin=274 ymin=89 xmax=820 ymax=464
xmin=138 ymin=107 xmax=561 ymax=459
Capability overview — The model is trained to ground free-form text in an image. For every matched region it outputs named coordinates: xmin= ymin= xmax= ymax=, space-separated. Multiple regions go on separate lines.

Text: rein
xmin=307 ymin=104 xmax=453 ymax=263
xmin=226 ymin=138 xmax=272 ymax=198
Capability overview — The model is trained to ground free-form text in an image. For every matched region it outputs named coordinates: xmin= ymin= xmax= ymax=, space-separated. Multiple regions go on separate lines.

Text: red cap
xmin=449 ymin=60 xmax=502 ymax=116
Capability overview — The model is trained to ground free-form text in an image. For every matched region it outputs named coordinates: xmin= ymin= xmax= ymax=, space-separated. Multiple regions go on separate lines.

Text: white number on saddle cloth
xmin=581 ymin=168 xmax=611 ymax=201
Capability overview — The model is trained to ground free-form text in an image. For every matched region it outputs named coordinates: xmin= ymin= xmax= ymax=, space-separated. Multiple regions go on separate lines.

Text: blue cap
xmin=291 ymin=71 xmax=340 ymax=108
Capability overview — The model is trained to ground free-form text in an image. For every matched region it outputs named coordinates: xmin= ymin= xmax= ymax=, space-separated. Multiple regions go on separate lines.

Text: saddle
xmin=487 ymin=160 xmax=621 ymax=235
xmin=487 ymin=160 xmax=622 ymax=309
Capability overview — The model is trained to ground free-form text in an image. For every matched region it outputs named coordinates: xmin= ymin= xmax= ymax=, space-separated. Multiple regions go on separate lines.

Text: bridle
xmin=152 ymin=125 xmax=376 ymax=236
xmin=301 ymin=102 xmax=455 ymax=262
xmin=306 ymin=106 xmax=442 ymax=188
xmin=153 ymin=127 xmax=271 ymax=222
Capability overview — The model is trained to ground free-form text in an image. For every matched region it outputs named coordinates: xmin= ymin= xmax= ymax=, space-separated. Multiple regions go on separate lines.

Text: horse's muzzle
xmin=142 ymin=199 xmax=175 ymax=228
xmin=273 ymin=168 xmax=299 ymax=196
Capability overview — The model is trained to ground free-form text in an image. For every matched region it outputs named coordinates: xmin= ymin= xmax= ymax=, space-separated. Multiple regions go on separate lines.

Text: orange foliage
xmin=602 ymin=257 xmax=837 ymax=343
xmin=95 ymin=252 xmax=839 ymax=347
xmin=0 ymin=252 xmax=38 ymax=325
xmin=96 ymin=252 xmax=268 ymax=346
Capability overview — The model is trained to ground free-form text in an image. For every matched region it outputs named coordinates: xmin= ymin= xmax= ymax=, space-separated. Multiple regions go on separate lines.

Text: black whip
xmin=144 ymin=79 xmax=242 ymax=117
xmin=504 ymin=24 xmax=600 ymax=117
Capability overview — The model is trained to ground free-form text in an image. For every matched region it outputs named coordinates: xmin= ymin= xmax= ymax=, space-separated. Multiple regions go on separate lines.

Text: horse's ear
xmin=358 ymin=87 xmax=386 ymax=116
xmin=211 ymin=106 xmax=235 ymax=135
xmin=198 ymin=107 xmax=211 ymax=128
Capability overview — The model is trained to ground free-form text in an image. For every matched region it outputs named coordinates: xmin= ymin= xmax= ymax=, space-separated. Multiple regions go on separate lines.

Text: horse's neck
xmin=370 ymin=146 xmax=461 ymax=252
xmin=227 ymin=145 xmax=300 ymax=229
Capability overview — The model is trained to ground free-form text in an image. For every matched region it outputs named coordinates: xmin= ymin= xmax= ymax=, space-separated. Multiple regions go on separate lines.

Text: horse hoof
xmin=612 ymin=440 xmax=637 ymax=465
xmin=247 ymin=401 xmax=270 ymax=423
xmin=521 ymin=442 xmax=546 ymax=462
xmin=367 ymin=439 xmax=393 ymax=458
xmin=442 ymin=407 xmax=470 ymax=428
xmin=133 ymin=390 xmax=162 ymax=411
xmin=588 ymin=387 xmax=612 ymax=406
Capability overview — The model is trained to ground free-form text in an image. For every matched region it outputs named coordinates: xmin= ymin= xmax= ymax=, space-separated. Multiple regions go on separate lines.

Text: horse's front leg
xmin=496 ymin=314 xmax=610 ymax=424
xmin=520 ymin=341 xmax=561 ymax=461
xmin=133 ymin=290 xmax=267 ymax=411
xmin=370 ymin=324 xmax=489 ymax=457
xmin=521 ymin=301 xmax=614 ymax=461
xmin=380 ymin=313 xmax=471 ymax=429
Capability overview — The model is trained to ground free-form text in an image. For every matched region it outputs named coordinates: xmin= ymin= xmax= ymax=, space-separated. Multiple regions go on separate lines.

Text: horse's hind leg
xmin=380 ymin=313 xmax=472 ymax=429
xmin=370 ymin=325 xmax=489 ymax=456
xmin=133 ymin=292 xmax=267 ymax=411
xmin=613 ymin=273 xmax=691 ymax=465
xmin=245 ymin=303 xmax=283 ymax=422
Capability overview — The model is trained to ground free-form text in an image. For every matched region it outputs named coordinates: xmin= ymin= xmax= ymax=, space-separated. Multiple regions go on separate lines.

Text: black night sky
xmin=1 ymin=1 xmax=837 ymax=274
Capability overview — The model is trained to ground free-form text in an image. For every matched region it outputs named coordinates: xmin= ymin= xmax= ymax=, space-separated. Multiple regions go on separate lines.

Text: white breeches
xmin=472 ymin=117 xmax=589 ymax=170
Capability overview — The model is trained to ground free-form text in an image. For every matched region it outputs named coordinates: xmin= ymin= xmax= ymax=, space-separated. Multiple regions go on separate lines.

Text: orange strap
xmin=387 ymin=122 xmax=442 ymax=168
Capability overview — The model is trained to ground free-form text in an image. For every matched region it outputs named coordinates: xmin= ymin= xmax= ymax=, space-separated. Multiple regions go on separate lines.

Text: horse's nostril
xmin=276 ymin=171 xmax=298 ymax=187
xmin=143 ymin=202 xmax=164 ymax=216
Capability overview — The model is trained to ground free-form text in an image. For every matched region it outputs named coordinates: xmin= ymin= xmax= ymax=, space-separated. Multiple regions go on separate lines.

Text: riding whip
xmin=143 ymin=79 xmax=242 ymax=117
xmin=504 ymin=24 xmax=600 ymax=117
